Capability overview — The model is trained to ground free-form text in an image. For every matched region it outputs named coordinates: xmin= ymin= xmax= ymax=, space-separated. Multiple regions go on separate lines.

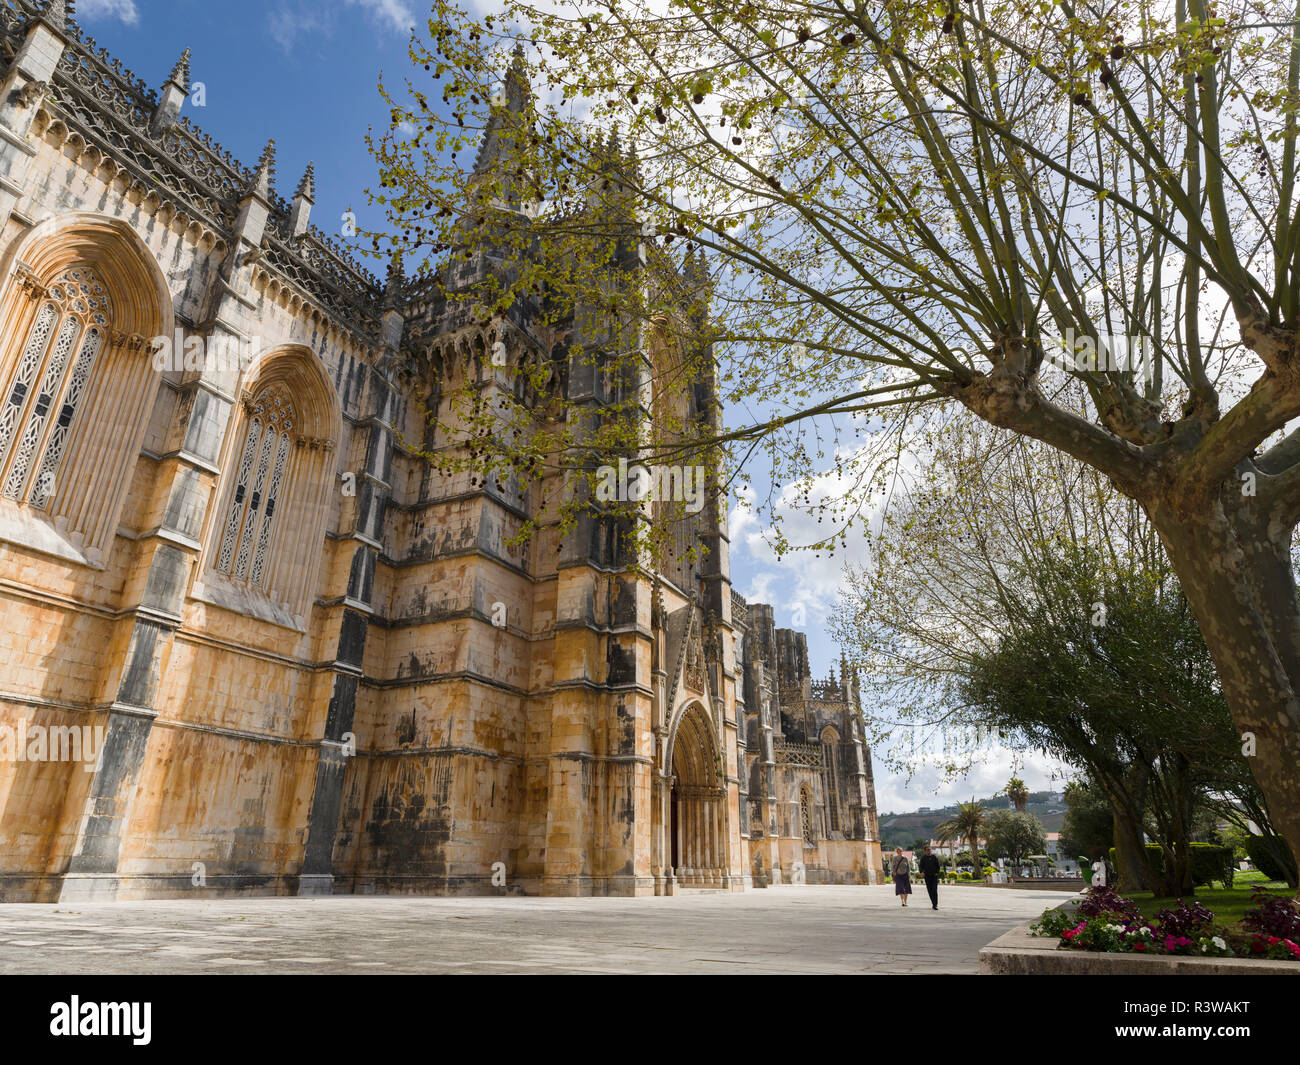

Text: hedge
xmin=1245 ymin=834 xmax=1299 ymax=886
xmin=1107 ymin=843 xmax=1234 ymax=888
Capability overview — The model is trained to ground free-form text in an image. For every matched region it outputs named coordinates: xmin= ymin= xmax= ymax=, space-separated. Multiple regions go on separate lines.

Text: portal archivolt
xmin=664 ymin=701 xmax=726 ymax=888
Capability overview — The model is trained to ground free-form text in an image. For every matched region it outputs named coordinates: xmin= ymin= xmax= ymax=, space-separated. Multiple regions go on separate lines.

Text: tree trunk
xmin=1111 ymin=806 xmax=1152 ymax=893
xmin=1171 ymin=756 xmax=1197 ymax=897
xmin=1095 ymin=763 xmax=1155 ymax=892
xmin=1152 ymin=505 xmax=1300 ymax=896
xmin=1148 ymin=753 xmax=1196 ymax=897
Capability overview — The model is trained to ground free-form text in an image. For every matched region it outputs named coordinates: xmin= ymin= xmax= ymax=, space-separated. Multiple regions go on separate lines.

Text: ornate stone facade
xmin=737 ymin=602 xmax=882 ymax=886
xmin=0 ymin=0 xmax=879 ymax=902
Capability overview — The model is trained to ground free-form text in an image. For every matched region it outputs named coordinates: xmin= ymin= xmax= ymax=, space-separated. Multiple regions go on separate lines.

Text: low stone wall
xmin=980 ymin=920 xmax=1300 ymax=975
xmin=938 ymin=879 xmax=1082 ymax=890
xmin=1004 ymin=878 xmax=1086 ymax=891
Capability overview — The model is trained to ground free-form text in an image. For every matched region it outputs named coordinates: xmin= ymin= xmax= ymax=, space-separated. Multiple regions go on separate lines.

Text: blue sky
xmin=76 ymin=0 xmax=1071 ymax=812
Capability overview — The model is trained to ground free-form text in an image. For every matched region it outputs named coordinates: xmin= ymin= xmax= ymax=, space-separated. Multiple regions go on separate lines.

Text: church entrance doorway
xmin=668 ymin=702 xmax=724 ymax=887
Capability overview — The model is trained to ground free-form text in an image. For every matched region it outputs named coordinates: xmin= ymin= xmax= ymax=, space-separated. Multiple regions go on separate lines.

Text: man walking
xmin=918 ymin=845 xmax=941 ymax=910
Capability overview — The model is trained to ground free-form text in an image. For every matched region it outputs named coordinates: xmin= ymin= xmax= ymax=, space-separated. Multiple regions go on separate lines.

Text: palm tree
xmin=937 ymin=800 xmax=987 ymax=878
xmin=1006 ymin=777 xmax=1029 ymax=814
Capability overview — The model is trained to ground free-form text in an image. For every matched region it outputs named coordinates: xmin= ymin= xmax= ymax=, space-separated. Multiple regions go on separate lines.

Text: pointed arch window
xmin=800 ymin=785 xmax=815 ymax=843
xmin=821 ymin=726 xmax=842 ymax=833
xmin=214 ymin=384 xmax=296 ymax=589
xmin=0 ymin=267 xmax=110 ymax=509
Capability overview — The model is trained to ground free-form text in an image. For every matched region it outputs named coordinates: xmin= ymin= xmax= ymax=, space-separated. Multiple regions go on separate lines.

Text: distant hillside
xmin=878 ymin=791 xmax=1066 ymax=849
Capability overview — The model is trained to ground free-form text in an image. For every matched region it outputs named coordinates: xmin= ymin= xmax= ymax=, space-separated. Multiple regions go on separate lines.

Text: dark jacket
xmin=918 ymin=854 xmax=941 ymax=878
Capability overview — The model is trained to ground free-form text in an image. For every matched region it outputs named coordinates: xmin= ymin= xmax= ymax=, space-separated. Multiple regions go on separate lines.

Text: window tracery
xmin=215 ymin=384 xmax=297 ymax=589
xmin=0 ymin=267 xmax=111 ymax=509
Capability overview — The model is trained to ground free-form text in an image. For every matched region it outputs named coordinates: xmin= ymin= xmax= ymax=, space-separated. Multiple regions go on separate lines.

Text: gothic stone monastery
xmin=0 ymin=0 xmax=881 ymax=901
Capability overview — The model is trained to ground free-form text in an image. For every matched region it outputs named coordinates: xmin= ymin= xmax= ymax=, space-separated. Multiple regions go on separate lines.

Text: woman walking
xmin=891 ymin=847 xmax=912 ymax=907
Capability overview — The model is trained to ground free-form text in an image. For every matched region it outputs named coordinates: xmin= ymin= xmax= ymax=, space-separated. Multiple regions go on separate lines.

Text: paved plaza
xmin=0 ymin=884 xmax=1070 ymax=974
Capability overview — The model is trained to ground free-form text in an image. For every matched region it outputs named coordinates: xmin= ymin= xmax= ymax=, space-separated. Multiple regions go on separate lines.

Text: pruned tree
xmin=1061 ymin=777 xmax=1115 ymax=863
xmin=959 ymin=545 xmax=1245 ymax=894
xmin=984 ymin=808 xmax=1047 ymax=865
xmin=367 ymin=0 xmax=1300 ymax=873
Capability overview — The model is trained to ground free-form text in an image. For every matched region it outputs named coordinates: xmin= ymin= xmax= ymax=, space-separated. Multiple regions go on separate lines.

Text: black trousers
xmin=924 ymin=875 xmax=939 ymax=908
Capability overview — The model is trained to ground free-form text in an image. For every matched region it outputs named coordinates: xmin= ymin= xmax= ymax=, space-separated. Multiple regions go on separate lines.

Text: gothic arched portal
xmin=666 ymin=701 xmax=725 ymax=888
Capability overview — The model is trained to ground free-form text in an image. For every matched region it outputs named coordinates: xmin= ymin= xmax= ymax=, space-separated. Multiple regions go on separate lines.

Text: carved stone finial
xmin=167 ymin=48 xmax=191 ymax=90
xmin=245 ymin=139 xmax=276 ymax=199
xmin=294 ymin=160 xmax=315 ymax=203
xmin=382 ymin=250 xmax=404 ymax=311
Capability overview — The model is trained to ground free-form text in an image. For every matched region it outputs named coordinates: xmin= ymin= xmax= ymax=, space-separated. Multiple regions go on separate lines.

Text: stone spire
xmin=150 ymin=47 xmax=191 ymax=135
xmin=470 ymin=45 xmax=535 ymax=211
xmin=294 ymin=160 xmax=315 ymax=202
xmin=232 ymin=140 xmax=276 ymax=254
xmin=379 ymin=251 xmax=405 ymax=352
xmin=246 ymin=139 xmax=276 ymax=201
xmin=167 ymin=48 xmax=191 ymax=91
xmin=840 ymin=651 xmax=859 ymax=709
xmin=289 ymin=161 xmax=314 ymax=238
xmin=382 ymin=250 xmax=404 ymax=311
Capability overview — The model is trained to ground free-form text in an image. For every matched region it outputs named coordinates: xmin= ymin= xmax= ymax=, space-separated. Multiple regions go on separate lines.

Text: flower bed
xmin=1030 ymin=885 xmax=1300 ymax=962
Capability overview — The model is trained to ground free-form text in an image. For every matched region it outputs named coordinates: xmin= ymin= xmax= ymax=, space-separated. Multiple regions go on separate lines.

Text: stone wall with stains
xmin=0 ymin=5 xmax=873 ymax=903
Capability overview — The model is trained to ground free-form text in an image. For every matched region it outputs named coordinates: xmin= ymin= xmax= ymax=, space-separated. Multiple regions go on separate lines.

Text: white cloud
xmin=728 ymin=443 xmax=899 ymax=653
xmin=347 ymin=0 xmax=417 ymax=34
xmin=267 ymin=0 xmax=415 ymax=54
xmin=77 ymin=0 xmax=139 ymax=24
xmin=872 ymin=748 xmax=1074 ymax=818
xmin=267 ymin=4 xmax=329 ymax=53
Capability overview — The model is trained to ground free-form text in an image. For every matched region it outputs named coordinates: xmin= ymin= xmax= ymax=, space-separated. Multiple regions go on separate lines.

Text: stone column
xmin=58 ymin=145 xmax=285 ymax=903
xmin=708 ymin=797 xmax=718 ymax=884
xmin=299 ymin=294 xmax=399 ymax=895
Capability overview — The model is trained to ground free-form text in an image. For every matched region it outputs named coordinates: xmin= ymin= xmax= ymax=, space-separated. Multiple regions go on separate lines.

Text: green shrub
xmin=1245 ymin=835 xmax=1299 ymax=886
xmin=1192 ymin=844 xmax=1234 ymax=889
xmin=1030 ymin=907 xmax=1077 ymax=938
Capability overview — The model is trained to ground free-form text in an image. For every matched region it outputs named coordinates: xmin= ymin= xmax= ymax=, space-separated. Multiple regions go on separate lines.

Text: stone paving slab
xmin=0 ymin=884 xmax=1068 ymax=974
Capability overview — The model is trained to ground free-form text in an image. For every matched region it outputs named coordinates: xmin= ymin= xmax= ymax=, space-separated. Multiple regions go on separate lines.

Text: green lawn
xmin=1127 ymin=876 xmax=1294 ymax=931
